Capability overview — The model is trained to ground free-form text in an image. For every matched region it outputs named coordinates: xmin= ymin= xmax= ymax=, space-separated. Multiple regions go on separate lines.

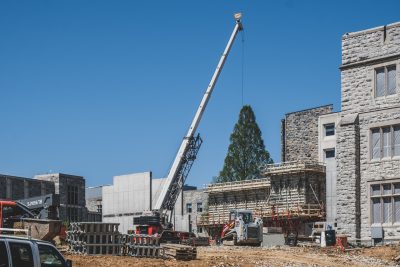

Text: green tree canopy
xmin=216 ymin=105 xmax=273 ymax=183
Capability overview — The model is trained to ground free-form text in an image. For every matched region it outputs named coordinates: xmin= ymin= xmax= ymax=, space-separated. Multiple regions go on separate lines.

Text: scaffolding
xmin=197 ymin=161 xmax=326 ymax=237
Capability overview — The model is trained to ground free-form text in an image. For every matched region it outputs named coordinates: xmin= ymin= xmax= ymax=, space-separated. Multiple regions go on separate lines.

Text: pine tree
xmin=217 ymin=105 xmax=273 ymax=182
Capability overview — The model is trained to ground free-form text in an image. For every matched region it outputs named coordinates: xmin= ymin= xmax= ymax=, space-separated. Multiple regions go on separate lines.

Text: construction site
xmin=1 ymin=5 xmax=400 ymax=267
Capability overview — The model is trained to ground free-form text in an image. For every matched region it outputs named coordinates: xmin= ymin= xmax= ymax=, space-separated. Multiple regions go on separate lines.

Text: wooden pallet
xmin=161 ymin=243 xmax=197 ymax=260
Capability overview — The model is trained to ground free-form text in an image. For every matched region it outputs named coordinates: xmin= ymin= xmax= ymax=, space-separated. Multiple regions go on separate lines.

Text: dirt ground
xmin=65 ymin=245 xmax=400 ymax=267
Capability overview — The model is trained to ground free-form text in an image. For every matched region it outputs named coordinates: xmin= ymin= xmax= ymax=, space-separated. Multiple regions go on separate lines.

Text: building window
xmin=67 ymin=185 xmax=78 ymax=205
xmin=370 ymin=182 xmax=400 ymax=225
xmin=324 ymin=123 xmax=335 ymax=137
xmin=375 ymin=65 xmax=397 ymax=97
xmin=324 ymin=149 xmax=335 ymax=159
xmin=197 ymin=202 xmax=203 ymax=212
xmin=97 ymin=205 xmax=102 ymax=213
xmin=186 ymin=203 xmax=192 ymax=213
xmin=197 ymin=227 xmax=203 ymax=233
xmin=371 ymin=125 xmax=400 ymax=160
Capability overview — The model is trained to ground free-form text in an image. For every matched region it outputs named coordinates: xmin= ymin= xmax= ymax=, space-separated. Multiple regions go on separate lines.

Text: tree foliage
xmin=216 ymin=105 xmax=273 ymax=182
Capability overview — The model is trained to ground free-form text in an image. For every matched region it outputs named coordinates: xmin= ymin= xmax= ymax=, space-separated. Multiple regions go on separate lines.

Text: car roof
xmin=0 ymin=234 xmax=48 ymax=244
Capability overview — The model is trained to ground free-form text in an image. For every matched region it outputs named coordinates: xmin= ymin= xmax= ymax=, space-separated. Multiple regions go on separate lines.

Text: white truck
xmin=0 ymin=235 xmax=72 ymax=267
xmin=221 ymin=209 xmax=263 ymax=246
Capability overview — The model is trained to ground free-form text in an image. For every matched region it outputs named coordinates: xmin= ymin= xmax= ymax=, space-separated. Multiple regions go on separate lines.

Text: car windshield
xmin=38 ymin=244 xmax=65 ymax=267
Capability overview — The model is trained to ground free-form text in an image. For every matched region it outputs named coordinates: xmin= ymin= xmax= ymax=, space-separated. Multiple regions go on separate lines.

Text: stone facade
xmin=35 ymin=173 xmax=87 ymax=223
xmin=337 ymin=22 xmax=400 ymax=241
xmin=282 ymin=105 xmax=333 ymax=162
xmin=0 ymin=174 xmax=55 ymax=200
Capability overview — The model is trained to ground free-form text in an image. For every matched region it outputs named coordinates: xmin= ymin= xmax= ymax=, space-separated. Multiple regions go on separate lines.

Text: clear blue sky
xmin=1 ymin=1 xmax=399 ymax=188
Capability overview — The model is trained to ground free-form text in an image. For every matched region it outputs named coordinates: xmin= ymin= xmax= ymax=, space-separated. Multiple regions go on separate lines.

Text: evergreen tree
xmin=217 ymin=105 xmax=273 ymax=182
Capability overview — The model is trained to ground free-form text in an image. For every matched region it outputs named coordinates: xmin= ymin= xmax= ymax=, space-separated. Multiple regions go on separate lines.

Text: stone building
xmin=35 ymin=173 xmax=87 ymax=223
xmin=337 ymin=22 xmax=400 ymax=242
xmin=86 ymin=186 xmax=103 ymax=222
xmin=0 ymin=174 xmax=55 ymax=200
xmin=281 ymin=105 xmax=334 ymax=162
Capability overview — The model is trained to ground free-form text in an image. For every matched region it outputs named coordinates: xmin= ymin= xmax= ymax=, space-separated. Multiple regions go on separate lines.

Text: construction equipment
xmin=134 ymin=13 xmax=244 ymax=235
xmin=0 ymin=195 xmax=61 ymax=241
xmin=221 ymin=209 xmax=263 ymax=246
xmin=17 ymin=194 xmax=60 ymax=220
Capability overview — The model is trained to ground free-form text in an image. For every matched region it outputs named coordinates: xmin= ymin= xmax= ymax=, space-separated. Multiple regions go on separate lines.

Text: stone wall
xmin=35 ymin=173 xmax=86 ymax=222
xmin=337 ymin=21 xmax=400 ymax=241
xmin=282 ymin=105 xmax=333 ymax=162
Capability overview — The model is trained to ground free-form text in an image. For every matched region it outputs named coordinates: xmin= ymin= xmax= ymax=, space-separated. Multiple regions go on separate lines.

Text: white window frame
xmin=324 ymin=123 xmax=335 ymax=137
xmin=186 ymin=203 xmax=192 ymax=213
xmin=324 ymin=148 xmax=335 ymax=159
xmin=370 ymin=124 xmax=400 ymax=161
xmin=369 ymin=180 xmax=400 ymax=226
xmin=374 ymin=64 xmax=397 ymax=98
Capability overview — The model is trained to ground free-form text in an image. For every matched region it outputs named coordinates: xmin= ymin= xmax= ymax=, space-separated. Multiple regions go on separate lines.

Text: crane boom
xmin=154 ymin=14 xmax=243 ymax=214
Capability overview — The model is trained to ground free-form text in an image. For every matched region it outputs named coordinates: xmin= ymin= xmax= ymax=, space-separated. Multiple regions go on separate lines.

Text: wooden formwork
xmin=161 ymin=243 xmax=197 ymax=260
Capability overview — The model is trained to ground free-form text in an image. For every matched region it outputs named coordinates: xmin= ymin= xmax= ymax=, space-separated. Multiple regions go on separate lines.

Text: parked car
xmin=0 ymin=235 xmax=72 ymax=267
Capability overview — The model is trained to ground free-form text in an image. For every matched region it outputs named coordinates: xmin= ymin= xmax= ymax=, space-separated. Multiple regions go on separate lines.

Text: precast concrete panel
xmin=151 ymin=178 xmax=166 ymax=210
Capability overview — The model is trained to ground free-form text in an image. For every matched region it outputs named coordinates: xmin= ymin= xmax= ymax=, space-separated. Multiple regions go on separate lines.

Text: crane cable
xmin=240 ymin=28 xmax=245 ymax=107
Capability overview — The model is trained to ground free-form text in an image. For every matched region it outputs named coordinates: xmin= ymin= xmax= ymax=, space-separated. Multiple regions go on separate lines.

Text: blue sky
xmin=1 ymin=0 xmax=399 ymax=188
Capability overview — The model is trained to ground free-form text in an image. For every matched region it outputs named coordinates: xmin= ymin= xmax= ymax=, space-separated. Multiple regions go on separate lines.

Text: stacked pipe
xmin=120 ymin=234 xmax=164 ymax=258
xmin=66 ymin=222 xmax=121 ymax=255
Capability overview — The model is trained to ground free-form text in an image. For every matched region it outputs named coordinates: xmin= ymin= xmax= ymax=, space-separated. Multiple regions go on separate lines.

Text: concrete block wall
xmin=173 ymin=189 xmax=208 ymax=236
xmin=102 ymin=172 xmax=162 ymax=233
xmin=338 ymin=21 xmax=400 ymax=241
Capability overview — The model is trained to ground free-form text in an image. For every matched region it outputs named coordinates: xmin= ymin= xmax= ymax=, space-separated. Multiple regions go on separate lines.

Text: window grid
xmin=197 ymin=202 xmax=203 ymax=212
xmin=324 ymin=124 xmax=335 ymax=137
xmin=375 ymin=65 xmax=397 ymax=97
xmin=371 ymin=125 xmax=400 ymax=160
xmin=370 ymin=182 xmax=400 ymax=225
xmin=186 ymin=203 xmax=192 ymax=213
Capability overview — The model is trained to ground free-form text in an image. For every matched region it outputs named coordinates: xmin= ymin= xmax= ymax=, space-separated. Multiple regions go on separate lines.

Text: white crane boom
xmin=154 ymin=14 xmax=244 ymax=216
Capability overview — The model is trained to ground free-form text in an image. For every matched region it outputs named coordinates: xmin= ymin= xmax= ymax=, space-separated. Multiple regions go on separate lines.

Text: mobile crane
xmin=134 ymin=13 xmax=244 ymax=236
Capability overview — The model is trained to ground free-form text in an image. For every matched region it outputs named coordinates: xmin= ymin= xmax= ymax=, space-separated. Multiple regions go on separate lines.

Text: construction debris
xmin=161 ymin=243 xmax=197 ymax=260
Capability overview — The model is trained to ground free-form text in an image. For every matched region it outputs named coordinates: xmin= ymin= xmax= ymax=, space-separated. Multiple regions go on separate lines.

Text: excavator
xmin=0 ymin=194 xmax=62 ymax=241
xmin=133 ymin=13 xmax=244 ymax=238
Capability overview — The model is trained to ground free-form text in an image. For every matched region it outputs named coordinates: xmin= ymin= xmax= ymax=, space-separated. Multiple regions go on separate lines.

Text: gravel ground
xmin=65 ymin=245 xmax=400 ymax=267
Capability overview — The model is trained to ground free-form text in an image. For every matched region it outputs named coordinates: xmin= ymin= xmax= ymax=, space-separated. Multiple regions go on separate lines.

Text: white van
xmin=0 ymin=235 xmax=72 ymax=267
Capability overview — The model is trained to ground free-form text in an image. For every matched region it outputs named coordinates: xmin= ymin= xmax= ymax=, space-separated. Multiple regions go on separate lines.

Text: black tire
xmin=233 ymin=233 xmax=237 ymax=246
